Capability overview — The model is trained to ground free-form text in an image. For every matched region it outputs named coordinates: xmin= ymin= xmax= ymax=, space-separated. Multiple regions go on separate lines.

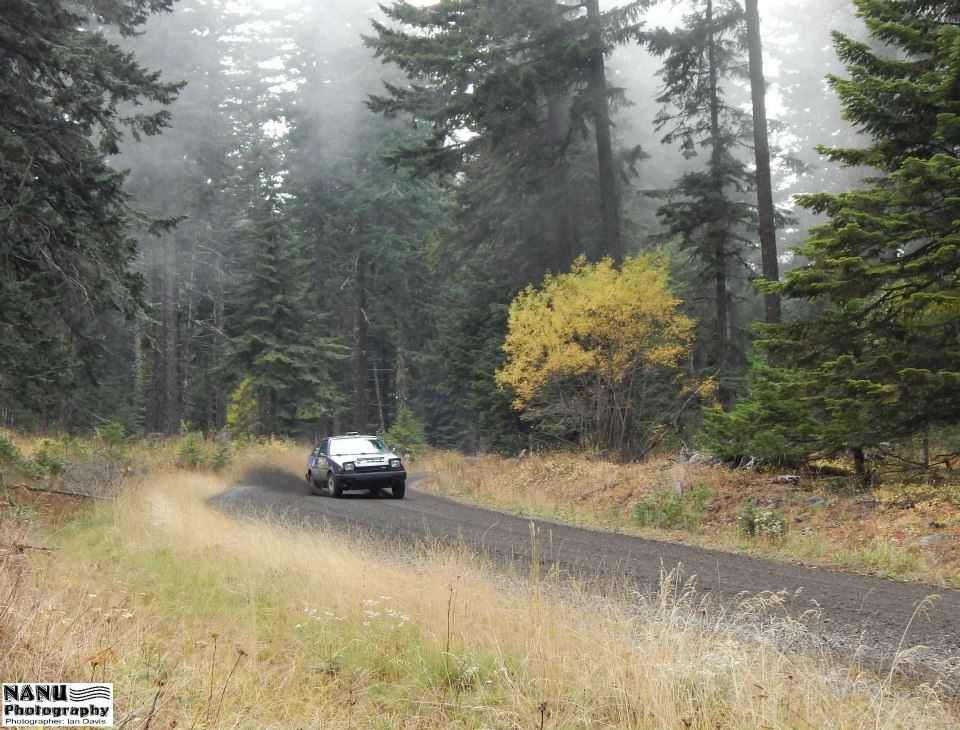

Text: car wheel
xmin=327 ymin=473 xmax=343 ymax=498
xmin=308 ymin=471 xmax=321 ymax=495
xmin=390 ymin=482 xmax=406 ymax=499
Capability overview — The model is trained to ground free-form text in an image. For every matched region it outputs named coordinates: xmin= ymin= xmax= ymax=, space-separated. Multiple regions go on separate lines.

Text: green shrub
xmin=737 ymin=503 xmax=788 ymax=540
xmin=633 ymin=492 xmax=696 ymax=529
xmin=383 ymin=406 xmax=427 ymax=457
xmin=0 ymin=434 xmax=42 ymax=481
xmin=0 ymin=434 xmax=22 ymax=468
xmin=210 ymin=441 xmax=232 ymax=471
xmin=177 ymin=432 xmax=207 ymax=470
xmin=700 ymin=362 xmax=816 ymax=466
xmin=33 ymin=437 xmax=90 ymax=476
xmin=177 ymin=432 xmax=231 ymax=472
xmin=94 ymin=421 xmax=127 ymax=445
xmin=689 ymin=483 xmax=714 ymax=510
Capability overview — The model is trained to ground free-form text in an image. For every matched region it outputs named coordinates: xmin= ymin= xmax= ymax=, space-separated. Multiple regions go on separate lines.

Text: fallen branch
xmin=0 ymin=542 xmax=53 ymax=552
xmin=4 ymin=483 xmax=109 ymax=500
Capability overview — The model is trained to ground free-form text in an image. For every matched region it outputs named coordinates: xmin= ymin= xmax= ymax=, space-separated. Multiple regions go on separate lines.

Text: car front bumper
xmin=337 ymin=469 xmax=406 ymax=488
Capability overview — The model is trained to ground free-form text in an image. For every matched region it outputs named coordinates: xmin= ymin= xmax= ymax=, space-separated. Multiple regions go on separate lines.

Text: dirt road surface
xmin=211 ymin=466 xmax=960 ymax=680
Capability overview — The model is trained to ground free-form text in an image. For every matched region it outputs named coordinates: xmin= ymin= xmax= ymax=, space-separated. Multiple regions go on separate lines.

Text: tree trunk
xmin=395 ymin=316 xmax=408 ymax=412
xmin=160 ymin=229 xmax=180 ymax=435
xmin=546 ymin=94 xmax=578 ymax=268
xmin=145 ymin=230 xmax=180 ymax=435
xmin=211 ymin=225 xmax=227 ymax=430
xmin=706 ymin=0 xmax=728 ymax=369
xmin=852 ymin=446 xmax=867 ymax=487
xmin=584 ymin=0 xmax=622 ymax=264
xmin=372 ymin=353 xmax=386 ymax=433
xmin=132 ymin=314 xmax=145 ymax=424
xmin=351 ymin=249 xmax=369 ymax=432
xmin=745 ymin=0 xmax=781 ymax=324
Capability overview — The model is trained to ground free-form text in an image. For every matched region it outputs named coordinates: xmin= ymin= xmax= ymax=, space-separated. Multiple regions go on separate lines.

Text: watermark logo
xmin=2 ymin=683 xmax=113 ymax=727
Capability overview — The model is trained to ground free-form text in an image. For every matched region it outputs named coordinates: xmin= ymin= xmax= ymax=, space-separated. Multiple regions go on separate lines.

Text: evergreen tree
xmin=0 ymin=0 xmax=182 ymax=424
xmin=648 ymin=0 xmax=757 ymax=374
xmin=365 ymin=0 xmax=647 ymax=262
xmin=757 ymin=0 xmax=960 ymax=474
xmin=226 ymin=200 xmax=346 ymax=436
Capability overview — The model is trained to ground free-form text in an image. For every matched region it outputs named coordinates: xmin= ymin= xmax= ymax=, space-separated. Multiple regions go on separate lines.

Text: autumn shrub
xmin=226 ymin=376 xmax=258 ymax=437
xmin=875 ymin=482 xmax=960 ymax=511
xmin=496 ymin=254 xmax=713 ymax=459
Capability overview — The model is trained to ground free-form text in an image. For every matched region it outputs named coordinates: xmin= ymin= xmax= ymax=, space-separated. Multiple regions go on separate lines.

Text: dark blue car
xmin=306 ymin=433 xmax=406 ymax=498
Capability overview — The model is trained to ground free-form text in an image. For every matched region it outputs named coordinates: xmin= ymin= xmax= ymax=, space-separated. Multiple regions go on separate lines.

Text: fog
xmin=100 ymin=0 xmax=871 ymax=437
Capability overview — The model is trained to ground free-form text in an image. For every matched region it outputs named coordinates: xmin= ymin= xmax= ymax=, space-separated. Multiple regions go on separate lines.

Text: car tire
xmin=308 ymin=471 xmax=322 ymax=495
xmin=391 ymin=482 xmax=406 ymax=499
xmin=327 ymin=473 xmax=344 ymax=498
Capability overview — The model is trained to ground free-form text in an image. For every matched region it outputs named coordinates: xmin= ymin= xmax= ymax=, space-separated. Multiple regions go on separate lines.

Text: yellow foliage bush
xmin=495 ymin=254 xmax=707 ymax=457
xmin=496 ymin=254 xmax=694 ymax=408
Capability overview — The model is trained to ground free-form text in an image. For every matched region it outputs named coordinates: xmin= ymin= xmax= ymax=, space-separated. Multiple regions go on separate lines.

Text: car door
xmin=317 ymin=439 xmax=329 ymax=471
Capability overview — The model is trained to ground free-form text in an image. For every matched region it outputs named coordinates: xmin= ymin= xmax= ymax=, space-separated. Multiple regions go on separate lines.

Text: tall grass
xmin=0 ymin=448 xmax=955 ymax=728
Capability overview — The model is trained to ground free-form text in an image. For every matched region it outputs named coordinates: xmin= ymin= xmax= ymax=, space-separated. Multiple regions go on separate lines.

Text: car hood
xmin=329 ymin=452 xmax=398 ymax=463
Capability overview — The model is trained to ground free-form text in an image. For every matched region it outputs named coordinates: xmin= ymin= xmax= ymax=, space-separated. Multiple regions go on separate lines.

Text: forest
xmin=3 ymin=0 xmax=959 ymax=480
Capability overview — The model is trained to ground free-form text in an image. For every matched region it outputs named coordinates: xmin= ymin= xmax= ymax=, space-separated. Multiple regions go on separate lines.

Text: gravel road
xmin=210 ymin=465 xmax=960 ymax=679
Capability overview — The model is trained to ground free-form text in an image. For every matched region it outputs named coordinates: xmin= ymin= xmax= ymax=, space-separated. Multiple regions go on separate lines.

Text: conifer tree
xmin=0 ymin=0 xmax=182 ymax=422
xmin=757 ymin=0 xmax=960 ymax=473
xmin=226 ymin=200 xmax=346 ymax=435
xmin=365 ymin=0 xmax=647 ymax=262
xmin=648 ymin=0 xmax=756 ymax=373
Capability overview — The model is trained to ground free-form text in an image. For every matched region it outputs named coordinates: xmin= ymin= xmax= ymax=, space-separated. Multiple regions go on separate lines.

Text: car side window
xmin=319 ymin=439 xmax=329 ymax=456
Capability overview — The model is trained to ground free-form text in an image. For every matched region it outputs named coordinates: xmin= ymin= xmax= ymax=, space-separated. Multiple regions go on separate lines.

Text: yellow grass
xmin=0 ymin=444 xmax=956 ymax=728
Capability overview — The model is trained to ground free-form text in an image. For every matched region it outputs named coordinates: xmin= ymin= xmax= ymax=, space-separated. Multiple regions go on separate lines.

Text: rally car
xmin=306 ymin=433 xmax=406 ymax=499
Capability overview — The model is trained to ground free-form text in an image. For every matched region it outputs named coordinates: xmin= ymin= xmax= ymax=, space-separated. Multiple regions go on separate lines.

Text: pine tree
xmin=648 ymin=0 xmax=757 ymax=374
xmin=0 ymin=0 xmax=182 ymax=423
xmin=365 ymin=0 xmax=647 ymax=262
xmin=226 ymin=200 xmax=346 ymax=435
xmin=757 ymin=0 xmax=960 ymax=475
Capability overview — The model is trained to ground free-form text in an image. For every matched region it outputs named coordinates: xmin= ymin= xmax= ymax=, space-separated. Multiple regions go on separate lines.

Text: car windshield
xmin=329 ymin=437 xmax=389 ymax=456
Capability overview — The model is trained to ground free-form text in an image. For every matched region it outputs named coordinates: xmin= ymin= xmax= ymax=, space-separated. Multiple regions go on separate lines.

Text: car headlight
xmin=343 ymin=462 xmax=355 ymax=471
xmin=390 ymin=459 xmax=401 ymax=469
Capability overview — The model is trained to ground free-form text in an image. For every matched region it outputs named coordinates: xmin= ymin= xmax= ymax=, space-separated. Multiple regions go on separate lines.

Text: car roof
xmin=330 ymin=434 xmax=377 ymax=440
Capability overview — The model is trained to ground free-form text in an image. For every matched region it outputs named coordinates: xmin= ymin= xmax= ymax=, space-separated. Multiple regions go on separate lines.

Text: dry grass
xmin=415 ymin=450 xmax=960 ymax=587
xmin=0 ymin=444 xmax=957 ymax=728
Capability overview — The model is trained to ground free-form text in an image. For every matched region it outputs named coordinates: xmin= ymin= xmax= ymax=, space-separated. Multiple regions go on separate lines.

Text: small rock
xmin=794 ymin=512 xmax=811 ymax=523
xmin=919 ymin=534 xmax=948 ymax=548
xmin=807 ymin=496 xmax=826 ymax=507
xmin=773 ymin=474 xmax=800 ymax=485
